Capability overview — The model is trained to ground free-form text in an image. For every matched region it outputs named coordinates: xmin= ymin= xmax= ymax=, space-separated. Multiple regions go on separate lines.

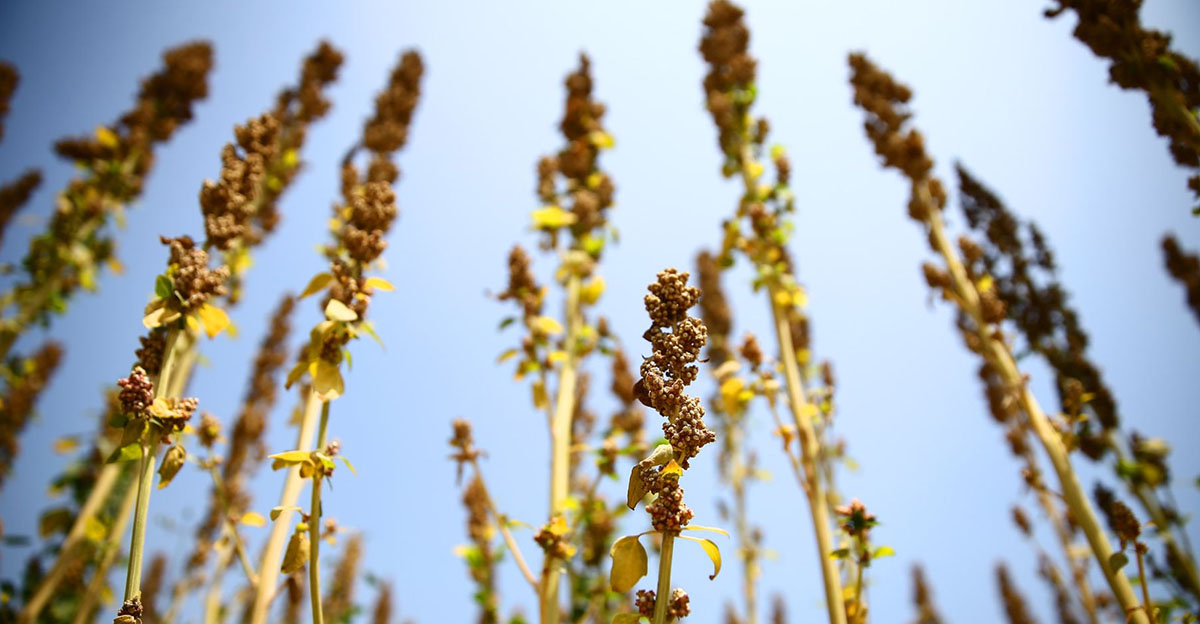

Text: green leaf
xmin=340 ymin=456 xmax=357 ymax=475
xmin=498 ymin=317 xmax=517 ymax=331
xmin=154 ymin=274 xmax=173 ymax=299
xmin=609 ymin=535 xmax=648 ymax=593
xmin=829 ymin=548 xmax=850 ymax=560
xmin=106 ymin=442 xmax=142 ymax=464
xmin=612 ymin=615 xmax=646 ymax=624
xmin=1109 ymin=551 xmax=1129 ymax=572
xmin=678 ymin=535 xmax=721 ymax=580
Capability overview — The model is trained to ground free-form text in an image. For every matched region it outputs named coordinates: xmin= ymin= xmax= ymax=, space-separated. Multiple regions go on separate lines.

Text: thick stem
xmin=921 ymin=191 xmax=1149 ymax=624
xmin=248 ymin=390 xmax=322 ymax=624
xmin=122 ymin=438 xmax=160 ymax=601
xmin=309 ymin=399 xmax=331 ymax=624
xmin=542 ymin=272 xmax=581 ymax=624
xmin=769 ymin=292 xmax=848 ymax=624
xmin=652 ymin=533 xmax=676 ymax=624
xmin=69 ymin=473 xmax=138 ymax=624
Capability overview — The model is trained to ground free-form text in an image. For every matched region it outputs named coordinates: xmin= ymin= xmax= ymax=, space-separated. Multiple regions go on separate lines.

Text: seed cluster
xmin=0 ymin=169 xmax=41 ymax=243
xmin=700 ymin=0 xmax=756 ymax=158
xmin=200 ymin=114 xmax=280 ymax=250
xmin=0 ymin=62 xmax=17 ymax=140
xmin=696 ymin=250 xmax=732 ymax=366
xmin=498 ymin=245 xmax=544 ymax=320
xmin=535 ymin=54 xmax=616 ymax=251
xmin=646 ymin=479 xmax=694 ymax=533
xmin=1046 ymin=0 xmax=1200 ymax=210
xmin=1162 ymin=235 xmax=1200 ymax=326
xmin=639 ymin=269 xmax=714 ymax=466
xmin=161 ymin=236 xmax=230 ymax=310
xmin=633 ymin=588 xmax=690 ymax=619
xmin=0 ymin=342 xmax=62 ymax=485
xmin=117 ymin=367 xmax=155 ymax=418
xmin=957 ymin=165 xmax=1120 ymax=457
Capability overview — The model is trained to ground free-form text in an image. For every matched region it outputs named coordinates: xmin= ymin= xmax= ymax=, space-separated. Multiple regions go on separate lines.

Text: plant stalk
xmin=768 ymin=290 xmax=848 ymax=624
xmin=470 ymin=457 xmax=539 ymax=589
xmin=542 ymin=272 xmax=581 ymax=624
xmin=248 ymin=389 xmax=322 ymax=624
xmin=652 ymin=533 xmax=676 ymax=624
xmin=309 ymin=398 xmax=331 ymax=624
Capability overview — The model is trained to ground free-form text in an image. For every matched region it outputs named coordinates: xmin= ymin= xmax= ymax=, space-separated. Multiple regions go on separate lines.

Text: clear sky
xmin=1 ymin=1 xmax=1198 ymax=623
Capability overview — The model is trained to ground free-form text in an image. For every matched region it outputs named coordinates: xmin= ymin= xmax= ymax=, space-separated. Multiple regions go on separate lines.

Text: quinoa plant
xmin=491 ymin=53 xmax=622 ymax=624
xmin=697 ymin=3 xmax=883 ymax=622
xmin=1044 ymin=0 xmax=1200 ymax=215
xmin=955 ymin=164 xmax=1200 ymax=616
xmin=848 ymin=51 xmax=1153 ymax=623
xmin=258 ymin=48 xmax=423 ymax=624
xmin=609 ymin=268 xmax=725 ymax=624
xmin=0 ymin=42 xmax=214 ymax=362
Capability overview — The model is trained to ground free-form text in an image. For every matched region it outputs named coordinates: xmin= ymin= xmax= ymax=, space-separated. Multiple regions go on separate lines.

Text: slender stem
xmin=852 ymin=549 xmax=864 ymax=622
xmin=309 ymin=399 xmax=331 ymax=624
xmin=69 ymin=473 xmax=138 ymax=624
xmin=207 ymin=463 xmax=260 ymax=586
xmin=652 ymin=533 xmax=676 ymax=624
xmin=470 ymin=458 xmax=539 ymax=589
xmin=123 ymin=438 xmax=159 ymax=601
xmin=729 ymin=423 xmax=757 ymax=624
xmin=248 ymin=390 xmax=322 ymax=624
xmin=542 ymin=272 xmax=581 ymax=624
xmin=919 ymin=185 xmax=1149 ymax=624
xmin=768 ymin=291 xmax=848 ymax=624
xmin=1135 ymin=545 xmax=1154 ymax=622
xmin=765 ymin=400 xmax=809 ymax=498
xmin=204 ymin=546 xmax=235 ymax=624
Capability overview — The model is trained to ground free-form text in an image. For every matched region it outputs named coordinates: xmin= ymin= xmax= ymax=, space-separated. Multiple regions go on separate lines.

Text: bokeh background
xmin=1 ymin=1 xmax=1199 ymax=622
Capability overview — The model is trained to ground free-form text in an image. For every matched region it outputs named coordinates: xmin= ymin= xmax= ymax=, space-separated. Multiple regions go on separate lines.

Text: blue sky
xmin=1 ymin=1 xmax=1198 ymax=622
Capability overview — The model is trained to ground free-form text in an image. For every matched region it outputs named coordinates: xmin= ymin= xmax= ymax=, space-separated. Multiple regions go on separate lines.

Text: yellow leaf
xmin=976 ymin=275 xmax=994 ymax=294
xmin=282 ymin=148 xmax=299 ymax=169
xmin=773 ymin=289 xmax=791 ymax=307
xmin=532 ymin=316 xmax=564 ymax=336
xmin=497 ymin=348 xmax=518 ymax=363
xmin=95 ymin=125 xmax=119 ymax=149
xmin=281 ymin=530 xmax=310 ymax=574
xmin=678 ymin=535 xmax=722 ymax=580
xmin=547 ymin=350 xmax=568 ymax=364
xmin=683 ymin=525 xmax=731 ymax=537
xmin=588 ymin=130 xmax=615 ymax=149
xmin=313 ymin=359 xmax=344 ymax=401
xmin=585 ymin=172 xmax=603 ymax=189
xmin=84 ymin=516 xmax=107 ymax=542
xmin=197 ymin=303 xmax=231 ymax=338
xmin=285 ymin=358 xmax=309 ymax=389
xmin=662 ymin=459 xmax=683 ymax=478
xmin=364 ymin=276 xmax=395 ymax=292
xmin=324 ymin=299 xmax=358 ymax=322
xmin=612 ymin=615 xmax=646 ymax=624
xmin=241 ymin=512 xmax=267 ymax=528
xmin=627 ymin=463 xmax=647 ymax=510
xmin=609 ymin=535 xmax=648 ymax=593
xmin=532 ymin=380 xmax=548 ymax=410
xmin=547 ymin=515 xmax=570 ymax=536
xmin=53 ymin=437 xmax=79 ymax=455
xmin=107 ymin=258 xmax=125 ymax=275
xmin=300 ymin=273 xmax=334 ymax=299
xmin=580 ymin=276 xmax=605 ymax=305
xmin=747 ymin=160 xmax=765 ymax=180
xmin=142 ymin=299 xmax=171 ymax=329
xmin=531 ymin=206 xmax=577 ymax=230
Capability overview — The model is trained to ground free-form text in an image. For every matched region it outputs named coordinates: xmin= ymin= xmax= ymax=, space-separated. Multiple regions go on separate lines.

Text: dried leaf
xmin=678 ymin=535 xmax=722 ymax=580
xmin=609 ymin=535 xmax=648 ymax=593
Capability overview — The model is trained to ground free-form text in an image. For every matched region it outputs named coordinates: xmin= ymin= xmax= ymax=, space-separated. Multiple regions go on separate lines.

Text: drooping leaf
xmin=872 ymin=545 xmax=895 ymax=558
xmin=300 ymin=272 xmax=334 ymax=298
xmin=269 ymin=450 xmax=312 ymax=471
xmin=313 ymin=359 xmax=344 ymax=401
xmin=197 ymin=303 xmax=231 ymax=338
xmin=609 ymin=535 xmax=648 ymax=593
xmin=626 ymin=464 xmax=647 ymax=510
xmin=679 ymin=535 xmax=722 ymax=580
xmin=340 ymin=456 xmax=357 ymax=475
xmin=683 ymin=525 xmax=730 ymax=537
xmin=270 ymin=506 xmax=302 ymax=521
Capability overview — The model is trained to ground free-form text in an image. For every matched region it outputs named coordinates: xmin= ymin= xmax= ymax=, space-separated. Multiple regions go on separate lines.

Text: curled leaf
xmin=679 ymin=535 xmax=722 ymax=580
xmin=157 ymin=445 xmax=187 ymax=489
xmin=683 ymin=525 xmax=730 ymax=537
xmin=281 ymin=529 xmax=311 ymax=574
xmin=270 ymin=505 xmax=302 ymax=521
xmin=609 ymin=535 xmax=648 ymax=593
